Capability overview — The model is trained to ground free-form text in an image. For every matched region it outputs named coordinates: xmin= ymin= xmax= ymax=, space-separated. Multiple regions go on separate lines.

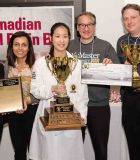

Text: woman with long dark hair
xmin=7 ymin=31 xmax=38 ymax=160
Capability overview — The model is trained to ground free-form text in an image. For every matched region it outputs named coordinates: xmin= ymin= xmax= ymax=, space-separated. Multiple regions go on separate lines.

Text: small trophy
xmin=121 ymin=41 xmax=140 ymax=87
xmin=40 ymin=56 xmax=85 ymax=130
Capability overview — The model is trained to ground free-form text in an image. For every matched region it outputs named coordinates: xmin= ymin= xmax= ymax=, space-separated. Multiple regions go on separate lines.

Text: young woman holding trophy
xmin=29 ymin=22 xmax=88 ymax=160
xmin=117 ymin=4 xmax=140 ymax=160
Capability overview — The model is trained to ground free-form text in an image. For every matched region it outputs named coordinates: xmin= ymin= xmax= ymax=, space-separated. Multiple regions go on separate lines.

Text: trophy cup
xmin=40 ymin=56 xmax=85 ymax=130
xmin=121 ymin=41 xmax=140 ymax=87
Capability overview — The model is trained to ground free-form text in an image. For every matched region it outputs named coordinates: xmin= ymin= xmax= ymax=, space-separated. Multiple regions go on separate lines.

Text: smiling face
xmin=122 ymin=8 xmax=140 ymax=36
xmin=77 ymin=15 xmax=96 ymax=43
xmin=12 ymin=36 xmax=29 ymax=62
xmin=51 ymin=26 xmax=70 ymax=57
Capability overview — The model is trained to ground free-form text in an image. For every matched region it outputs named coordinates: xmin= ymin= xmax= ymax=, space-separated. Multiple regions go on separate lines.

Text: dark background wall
xmin=0 ymin=0 xmax=86 ymax=18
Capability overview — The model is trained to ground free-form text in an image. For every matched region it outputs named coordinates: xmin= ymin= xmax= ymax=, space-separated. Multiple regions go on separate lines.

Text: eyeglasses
xmin=78 ymin=23 xmax=95 ymax=29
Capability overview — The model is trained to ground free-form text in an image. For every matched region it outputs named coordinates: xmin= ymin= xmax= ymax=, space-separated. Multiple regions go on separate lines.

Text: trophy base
xmin=40 ymin=107 xmax=85 ymax=130
xmin=133 ymin=78 xmax=140 ymax=88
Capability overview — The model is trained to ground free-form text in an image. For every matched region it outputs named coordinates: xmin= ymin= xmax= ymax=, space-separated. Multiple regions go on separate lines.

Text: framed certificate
xmin=81 ymin=63 xmax=132 ymax=86
xmin=0 ymin=77 xmax=24 ymax=113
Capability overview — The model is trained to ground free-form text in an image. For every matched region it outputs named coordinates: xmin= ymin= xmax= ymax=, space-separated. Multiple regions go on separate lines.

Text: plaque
xmin=40 ymin=56 xmax=85 ymax=130
xmin=0 ymin=77 xmax=24 ymax=113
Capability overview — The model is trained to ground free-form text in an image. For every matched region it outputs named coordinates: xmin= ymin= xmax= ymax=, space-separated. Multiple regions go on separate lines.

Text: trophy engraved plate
xmin=55 ymin=95 xmax=70 ymax=104
xmin=121 ymin=42 xmax=140 ymax=87
xmin=0 ymin=77 xmax=24 ymax=113
xmin=40 ymin=56 xmax=85 ymax=130
xmin=50 ymin=101 xmax=73 ymax=113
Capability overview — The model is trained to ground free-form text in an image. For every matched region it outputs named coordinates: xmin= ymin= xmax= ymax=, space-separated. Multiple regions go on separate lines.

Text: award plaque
xmin=0 ymin=77 xmax=24 ymax=113
xmin=121 ymin=42 xmax=140 ymax=87
xmin=40 ymin=56 xmax=85 ymax=130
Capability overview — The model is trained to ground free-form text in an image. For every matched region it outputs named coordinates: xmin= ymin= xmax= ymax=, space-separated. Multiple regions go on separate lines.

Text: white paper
xmin=81 ymin=63 xmax=132 ymax=86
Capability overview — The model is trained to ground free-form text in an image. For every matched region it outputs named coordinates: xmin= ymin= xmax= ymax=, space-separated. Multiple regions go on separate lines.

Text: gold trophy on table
xmin=40 ymin=56 xmax=85 ymax=130
xmin=121 ymin=41 xmax=140 ymax=87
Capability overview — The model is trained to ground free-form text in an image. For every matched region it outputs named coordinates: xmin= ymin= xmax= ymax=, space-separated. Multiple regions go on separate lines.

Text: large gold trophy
xmin=121 ymin=42 xmax=140 ymax=87
xmin=40 ymin=56 xmax=85 ymax=130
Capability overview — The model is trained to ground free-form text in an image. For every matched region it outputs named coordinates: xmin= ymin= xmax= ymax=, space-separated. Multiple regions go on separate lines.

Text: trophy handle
xmin=68 ymin=57 xmax=78 ymax=74
xmin=45 ymin=56 xmax=57 ymax=77
xmin=120 ymin=41 xmax=132 ymax=60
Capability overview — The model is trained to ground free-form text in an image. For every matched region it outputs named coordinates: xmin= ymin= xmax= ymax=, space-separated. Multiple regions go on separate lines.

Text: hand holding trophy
xmin=47 ymin=56 xmax=76 ymax=104
xmin=40 ymin=55 xmax=85 ymax=130
xmin=121 ymin=41 xmax=140 ymax=87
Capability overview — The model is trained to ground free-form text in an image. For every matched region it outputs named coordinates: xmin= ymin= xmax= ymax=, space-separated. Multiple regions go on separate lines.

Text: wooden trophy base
xmin=40 ymin=105 xmax=85 ymax=130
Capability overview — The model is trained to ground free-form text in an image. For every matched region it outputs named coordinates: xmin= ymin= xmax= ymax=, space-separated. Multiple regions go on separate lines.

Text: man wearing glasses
xmin=68 ymin=12 xmax=119 ymax=160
